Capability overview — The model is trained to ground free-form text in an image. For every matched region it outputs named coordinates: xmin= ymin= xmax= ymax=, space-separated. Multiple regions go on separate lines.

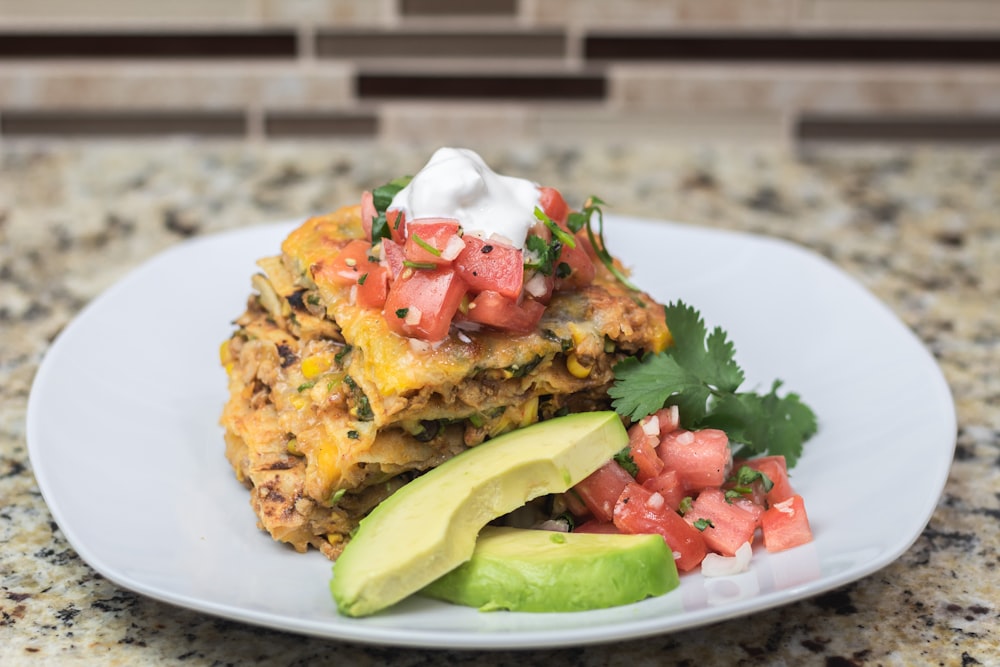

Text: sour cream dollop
xmin=389 ymin=147 xmax=540 ymax=250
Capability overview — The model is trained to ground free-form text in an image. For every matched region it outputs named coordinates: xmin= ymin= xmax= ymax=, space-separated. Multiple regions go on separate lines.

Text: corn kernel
xmin=652 ymin=326 xmax=673 ymax=354
xmin=566 ymin=353 xmax=592 ymax=378
xmin=301 ymin=354 xmax=332 ymax=379
xmin=219 ymin=339 xmax=231 ymax=365
xmin=287 ymin=437 xmax=301 ymax=456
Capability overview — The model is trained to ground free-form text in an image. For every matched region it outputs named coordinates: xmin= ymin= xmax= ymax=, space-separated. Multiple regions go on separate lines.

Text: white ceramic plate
xmin=27 ymin=216 xmax=956 ymax=649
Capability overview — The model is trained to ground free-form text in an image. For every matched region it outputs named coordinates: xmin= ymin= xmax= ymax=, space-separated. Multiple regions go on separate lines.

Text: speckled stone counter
xmin=1 ymin=141 xmax=997 ymax=666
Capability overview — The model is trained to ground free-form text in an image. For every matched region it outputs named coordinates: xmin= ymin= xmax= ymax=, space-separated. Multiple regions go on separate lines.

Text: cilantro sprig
xmin=567 ymin=196 xmax=640 ymax=291
xmin=609 ymin=301 xmax=817 ymax=467
xmin=369 ymin=176 xmax=412 ymax=242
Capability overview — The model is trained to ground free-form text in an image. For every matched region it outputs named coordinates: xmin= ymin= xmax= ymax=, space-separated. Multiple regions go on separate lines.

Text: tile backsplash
xmin=0 ymin=0 xmax=997 ymax=143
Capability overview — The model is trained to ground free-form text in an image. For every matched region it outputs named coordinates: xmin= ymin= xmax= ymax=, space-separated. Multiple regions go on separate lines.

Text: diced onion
xmin=645 ymin=491 xmax=665 ymax=510
xmin=440 ymin=234 xmax=466 ymax=261
xmin=641 ymin=415 xmax=660 ymax=438
xmin=537 ymin=519 xmax=571 ymax=533
xmin=404 ymin=306 xmax=422 ymax=326
xmin=348 ymin=285 xmax=358 ymax=305
xmin=524 ymin=273 xmax=548 ymax=297
xmin=676 ymin=431 xmax=695 ymax=445
xmin=701 ymin=541 xmax=753 ymax=577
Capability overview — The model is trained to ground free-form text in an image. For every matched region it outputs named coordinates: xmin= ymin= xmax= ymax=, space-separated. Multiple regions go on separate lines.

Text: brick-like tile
xmin=264 ymin=111 xmax=378 ymax=137
xmin=258 ymin=0 xmax=392 ymax=25
xmin=358 ymin=72 xmax=606 ymax=100
xmin=610 ymin=64 xmax=1000 ymax=114
xmin=317 ymin=30 xmax=566 ymax=59
xmin=797 ymin=113 xmax=1000 ymax=142
xmin=586 ymin=34 xmax=1000 ymax=63
xmin=0 ymin=31 xmax=297 ymax=58
xmin=523 ymin=0 xmax=796 ymax=28
xmin=0 ymin=110 xmax=246 ymax=137
xmin=400 ymin=0 xmax=516 ymax=16
xmin=798 ymin=0 xmax=1000 ymax=30
xmin=0 ymin=64 xmax=354 ymax=110
xmin=0 ymin=0 xmax=258 ymax=23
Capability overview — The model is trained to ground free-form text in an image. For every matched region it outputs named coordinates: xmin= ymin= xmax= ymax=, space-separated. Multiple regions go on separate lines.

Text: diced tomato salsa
xmin=565 ymin=412 xmax=813 ymax=574
xmin=338 ymin=184 xmax=597 ymax=343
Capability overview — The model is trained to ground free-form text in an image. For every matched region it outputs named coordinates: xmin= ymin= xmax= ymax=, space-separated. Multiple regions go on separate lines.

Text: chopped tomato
xmin=404 ymin=218 xmax=463 ymax=266
xmin=627 ymin=419 xmax=664 ymax=483
xmin=641 ymin=469 xmax=685 ymax=511
xmin=465 ymin=290 xmax=545 ymax=334
xmin=744 ymin=455 xmax=796 ymax=506
xmin=574 ymin=520 xmax=619 ymax=534
xmin=613 ymin=482 xmax=707 ymax=572
xmin=538 ymin=186 xmax=570 ymax=226
xmin=317 ymin=239 xmax=379 ymax=286
xmin=383 ymin=267 xmax=467 ymax=341
xmin=572 ymin=460 xmax=635 ymax=523
xmin=683 ymin=488 xmax=758 ymax=557
xmin=386 ymin=209 xmax=406 ymax=245
xmin=658 ymin=428 xmax=732 ymax=491
xmin=761 ymin=494 xmax=812 ymax=552
xmin=731 ymin=496 xmax=765 ymax=527
xmin=381 ymin=239 xmax=406 ymax=280
xmin=554 ymin=240 xmax=596 ymax=290
xmin=453 ymin=235 xmax=524 ymax=300
xmin=557 ymin=490 xmax=590 ymax=518
xmin=355 ymin=264 xmax=388 ymax=309
xmin=653 ymin=406 xmax=681 ymax=435
xmin=361 ymin=190 xmax=376 ymax=241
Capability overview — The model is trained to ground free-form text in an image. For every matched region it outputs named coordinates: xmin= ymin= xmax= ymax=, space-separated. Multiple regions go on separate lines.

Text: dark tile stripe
xmin=798 ymin=114 xmax=1000 ymax=141
xmin=357 ymin=73 xmax=605 ymax=99
xmin=399 ymin=0 xmax=516 ymax=16
xmin=0 ymin=32 xmax=297 ymax=58
xmin=586 ymin=34 xmax=1000 ymax=62
xmin=264 ymin=112 xmax=378 ymax=137
xmin=0 ymin=111 xmax=247 ymax=137
xmin=317 ymin=31 xmax=566 ymax=59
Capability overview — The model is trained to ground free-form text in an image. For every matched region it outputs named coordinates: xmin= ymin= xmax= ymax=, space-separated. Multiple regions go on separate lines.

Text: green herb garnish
xmin=567 ymin=196 xmax=639 ymax=291
xmin=609 ymin=300 xmax=817 ymax=467
xmin=613 ymin=446 xmax=639 ymax=477
xmin=370 ymin=176 xmax=412 ymax=242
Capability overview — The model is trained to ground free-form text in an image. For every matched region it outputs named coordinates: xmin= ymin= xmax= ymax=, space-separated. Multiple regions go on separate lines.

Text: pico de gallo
xmin=327 ymin=147 xmax=612 ymax=343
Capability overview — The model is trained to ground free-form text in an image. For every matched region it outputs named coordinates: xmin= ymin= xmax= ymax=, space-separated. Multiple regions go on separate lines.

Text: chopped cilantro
xmin=613 ymin=446 xmax=639 ymax=477
xmin=394 ymin=307 xmax=409 ymax=319
xmin=693 ymin=518 xmax=715 ymax=532
xmin=609 ymin=301 xmax=817 ymax=467
xmin=297 ymin=381 xmax=315 ymax=392
xmin=523 ymin=234 xmax=562 ymax=276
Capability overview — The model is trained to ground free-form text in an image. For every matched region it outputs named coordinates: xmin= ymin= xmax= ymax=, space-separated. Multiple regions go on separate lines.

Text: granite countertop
xmin=1 ymin=141 xmax=997 ymax=665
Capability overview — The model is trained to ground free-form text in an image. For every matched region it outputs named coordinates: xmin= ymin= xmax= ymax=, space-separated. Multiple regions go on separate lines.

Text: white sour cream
xmin=389 ymin=147 xmax=540 ymax=249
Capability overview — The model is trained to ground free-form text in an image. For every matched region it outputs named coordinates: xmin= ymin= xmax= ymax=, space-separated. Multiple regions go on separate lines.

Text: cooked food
xmin=220 ymin=148 xmax=671 ymax=559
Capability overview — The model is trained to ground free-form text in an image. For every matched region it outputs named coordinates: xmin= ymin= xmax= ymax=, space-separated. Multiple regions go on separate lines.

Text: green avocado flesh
xmin=421 ymin=526 xmax=678 ymax=612
xmin=330 ymin=411 xmax=629 ymax=617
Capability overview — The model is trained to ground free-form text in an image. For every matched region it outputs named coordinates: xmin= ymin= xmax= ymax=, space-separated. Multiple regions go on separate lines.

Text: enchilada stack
xmin=220 ymin=203 xmax=671 ymax=559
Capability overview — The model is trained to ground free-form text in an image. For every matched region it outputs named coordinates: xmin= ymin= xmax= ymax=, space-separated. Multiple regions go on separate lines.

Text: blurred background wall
xmin=0 ymin=0 xmax=998 ymax=145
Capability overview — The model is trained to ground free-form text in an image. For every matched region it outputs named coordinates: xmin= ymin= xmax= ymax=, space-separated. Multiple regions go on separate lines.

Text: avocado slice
xmin=422 ymin=526 xmax=678 ymax=612
xmin=330 ymin=411 xmax=629 ymax=617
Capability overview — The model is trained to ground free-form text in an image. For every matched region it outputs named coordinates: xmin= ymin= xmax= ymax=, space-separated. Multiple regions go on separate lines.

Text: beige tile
xmin=522 ymin=0 xmax=796 ymax=28
xmin=377 ymin=102 xmax=531 ymax=145
xmin=0 ymin=0 xmax=258 ymax=24
xmin=528 ymin=107 xmax=789 ymax=144
xmin=0 ymin=63 xmax=354 ymax=110
xmin=258 ymin=0 xmax=394 ymax=25
xmin=799 ymin=0 xmax=1000 ymax=31
xmin=610 ymin=64 xmax=1000 ymax=114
